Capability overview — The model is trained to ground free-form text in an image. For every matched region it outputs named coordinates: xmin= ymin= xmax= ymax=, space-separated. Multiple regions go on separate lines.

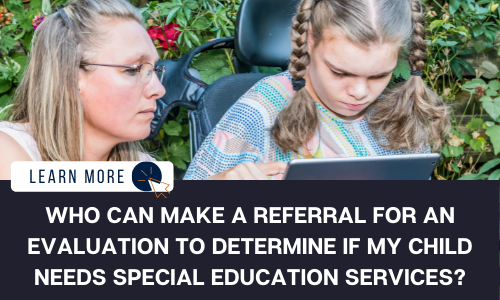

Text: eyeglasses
xmin=80 ymin=62 xmax=165 ymax=84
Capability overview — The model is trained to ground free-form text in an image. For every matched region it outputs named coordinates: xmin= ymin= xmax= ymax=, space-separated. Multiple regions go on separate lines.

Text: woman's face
xmin=306 ymin=29 xmax=399 ymax=120
xmin=79 ymin=19 xmax=166 ymax=144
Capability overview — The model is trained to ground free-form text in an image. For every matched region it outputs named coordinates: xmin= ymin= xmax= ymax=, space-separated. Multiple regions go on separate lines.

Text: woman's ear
xmin=78 ymin=68 xmax=86 ymax=96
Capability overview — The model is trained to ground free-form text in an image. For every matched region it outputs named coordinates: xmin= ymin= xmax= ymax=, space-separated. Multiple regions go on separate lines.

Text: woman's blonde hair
xmin=7 ymin=0 xmax=146 ymax=161
xmin=271 ymin=0 xmax=450 ymax=153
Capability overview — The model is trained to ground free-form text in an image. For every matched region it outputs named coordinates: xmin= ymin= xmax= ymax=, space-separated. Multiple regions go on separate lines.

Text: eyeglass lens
xmin=138 ymin=63 xmax=164 ymax=83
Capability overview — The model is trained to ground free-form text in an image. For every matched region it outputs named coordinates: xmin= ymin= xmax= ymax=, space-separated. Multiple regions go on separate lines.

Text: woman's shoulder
xmin=0 ymin=121 xmax=41 ymax=161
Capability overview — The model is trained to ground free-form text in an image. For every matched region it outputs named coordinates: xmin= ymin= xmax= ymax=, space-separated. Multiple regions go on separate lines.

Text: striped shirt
xmin=184 ymin=71 xmax=429 ymax=180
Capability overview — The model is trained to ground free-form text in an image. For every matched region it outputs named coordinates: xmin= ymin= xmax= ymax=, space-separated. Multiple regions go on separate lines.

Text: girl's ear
xmin=307 ymin=26 xmax=314 ymax=54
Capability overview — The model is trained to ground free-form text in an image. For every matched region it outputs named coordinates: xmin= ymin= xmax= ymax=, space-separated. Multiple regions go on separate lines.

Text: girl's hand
xmin=206 ymin=162 xmax=287 ymax=180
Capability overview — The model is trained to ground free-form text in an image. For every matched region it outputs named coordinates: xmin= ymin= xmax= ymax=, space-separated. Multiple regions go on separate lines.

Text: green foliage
xmin=191 ymin=49 xmax=232 ymax=84
xmin=0 ymin=0 xmax=67 ymax=118
xmin=427 ymin=0 xmax=500 ymax=180
xmin=486 ymin=125 xmax=500 ymax=155
xmin=392 ymin=58 xmax=411 ymax=81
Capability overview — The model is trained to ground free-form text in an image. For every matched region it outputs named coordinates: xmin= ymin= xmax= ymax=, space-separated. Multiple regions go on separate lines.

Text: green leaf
xmin=482 ymin=98 xmax=500 ymax=121
xmin=486 ymin=125 xmax=500 ymax=155
xmin=478 ymin=158 xmax=500 ymax=175
xmin=166 ymin=7 xmax=181 ymax=24
xmin=466 ymin=118 xmax=484 ymax=131
xmin=179 ymin=124 xmax=189 ymax=137
xmin=148 ymin=0 xmax=159 ymax=10
xmin=443 ymin=145 xmax=464 ymax=157
xmin=186 ymin=31 xmax=201 ymax=47
xmin=0 ymin=57 xmax=22 ymax=80
xmin=175 ymin=106 xmax=188 ymax=123
xmin=0 ymin=94 xmax=11 ymax=107
xmin=430 ymin=20 xmax=444 ymax=30
xmin=450 ymin=0 xmax=461 ymax=14
xmin=473 ymin=40 xmax=493 ymax=53
xmin=13 ymin=55 xmax=28 ymax=72
xmin=176 ymin=9 xmax=187 ymax=27
xmin=192 ymin=17 xmax=210 ymax=29
xmin=163 ymin=120 xmax=182 ymax=136
xmin=489 ymin=80 xmax=500 ymax=91
xmin=22 ymin=31 xmax=35 ymax=51
xmin=486 ymin=90 xmax=499 ymax=97
xmin=0 ymin=30 xmax=17 ymax=54
xmin=42 ymin=0 xmax=53 ymax=15
xmin=453 ymin=57 xmax=475 ymax=76
xmin=194 ymin=56 xmax=233 ymax=84
xmin=393 ymin=59 xmax=411 ymax=80
xmin=478 ymin=61 xmax=500 ymax=79
xmin=452 ymin=164 xmax=460 ymax=174
xmin=258 ymin=66 xmax=283 ymax=75
xmin=471 ymin=78 xmax=487 ymax=85
xmin=437 ymin=40 xmax=458 ymax=47
xmin=453 ymin=26 xmax=471 ymax=38
xmin=185 ymin=1 xmax=198 ymax=10
xmin=458 ymin=132 xmax=471 ymax=145
xmin=169 ymin=156 xmax=187 ymax=170
xmin=470 ymin=137 xmax=487 ymax=152
xmin=484 ymin=29 xmax=498 ymax=43
xmin=441 ymin=145 xmax=450 ymax=157
xmin=183 ymin=6 xmax=192 ymax=21
xmin=157 ymin=2 xmax=180 ymax=10
xmin=13 ymin=29 xmax=25 ymax=41
xmin=168 ymin=143 xmax=190 ymax=161
xmin=6 ymin=0 xmax=24 ymax=13
xmin=450 ymin=59 xmax=463 ymax=80
xmin=485 ymin=121 xmax=496 ymax=127
xmin=472 ymin=24 xmax=485 ymax=36
xmin=458 ymin=174 xmax=489 ymax=180
xmin=0 ymin=79 xmax=12 ymax=94
xmin=488 ymin=169 xmax=500 ymax=180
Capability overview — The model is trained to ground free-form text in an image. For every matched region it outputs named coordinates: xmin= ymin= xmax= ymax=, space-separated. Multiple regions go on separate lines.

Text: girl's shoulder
xmin=239 ymin=71 xmax=294 ymax=112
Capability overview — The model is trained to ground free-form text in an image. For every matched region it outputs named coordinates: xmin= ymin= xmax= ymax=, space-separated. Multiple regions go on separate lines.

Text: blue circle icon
xmin=132 ymin=162 xmax=162 ymax=191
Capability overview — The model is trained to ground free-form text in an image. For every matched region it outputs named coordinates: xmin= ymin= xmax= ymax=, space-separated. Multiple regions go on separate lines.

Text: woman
xmin=0 ymin=0 xmax=166 ymax=180
xmin=185 ymin=0 xmax=450 ymax=180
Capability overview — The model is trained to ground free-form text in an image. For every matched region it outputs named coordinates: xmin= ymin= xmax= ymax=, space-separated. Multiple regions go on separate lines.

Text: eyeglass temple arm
xmin=80 ymin=63 xmax=139 ymax=68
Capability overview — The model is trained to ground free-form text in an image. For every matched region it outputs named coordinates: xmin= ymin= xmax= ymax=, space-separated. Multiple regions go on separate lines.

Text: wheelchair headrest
xmin=235 ymin=0 xmax=301 ymax=70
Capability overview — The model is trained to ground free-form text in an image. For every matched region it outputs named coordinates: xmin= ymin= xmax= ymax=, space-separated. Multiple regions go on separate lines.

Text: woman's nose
xmin=347 ymin=79 xmax=369 ymax=101
xmin=146 ymin=73 xmax=166 ymax=100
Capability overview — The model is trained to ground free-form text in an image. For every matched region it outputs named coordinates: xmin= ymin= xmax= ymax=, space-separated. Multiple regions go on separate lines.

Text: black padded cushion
xmin=201 ymin=72 xmax=270 ymax=131
xmin=235 ymin=0 xmax=301 ymax=69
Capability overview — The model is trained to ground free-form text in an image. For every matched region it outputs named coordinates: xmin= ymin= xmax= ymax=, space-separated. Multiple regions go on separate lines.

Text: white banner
xmin=11 ymin=161 xmax=174 ymax=195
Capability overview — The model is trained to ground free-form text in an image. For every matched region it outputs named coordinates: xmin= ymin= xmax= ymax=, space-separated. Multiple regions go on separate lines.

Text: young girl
xmin=185 ymin=0 xmax=450 ymax=180
xmin=0 ymin=0 xmax=165 ymax=179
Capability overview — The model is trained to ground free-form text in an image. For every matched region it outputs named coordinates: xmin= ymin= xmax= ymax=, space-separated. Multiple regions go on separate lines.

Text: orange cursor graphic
xmin=148 ymin=178 xmax=171 ymax=198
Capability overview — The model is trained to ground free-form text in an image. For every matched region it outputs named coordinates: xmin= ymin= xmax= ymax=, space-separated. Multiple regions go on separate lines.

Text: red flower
xmin=159 ymin=40 xmax=177 ymax=50
xmin=147 ymin=23 xmax=180 ymax=50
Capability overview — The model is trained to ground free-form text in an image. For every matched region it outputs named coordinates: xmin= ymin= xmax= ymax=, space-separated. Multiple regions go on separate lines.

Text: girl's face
xmin=79 ymin=20 xmax=166 ymax=144
xmin=306 ymin=29 xmax=399 ymax=120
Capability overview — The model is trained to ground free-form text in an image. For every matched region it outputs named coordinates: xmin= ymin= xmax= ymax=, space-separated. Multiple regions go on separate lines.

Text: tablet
xmin=282 ymin=153 xmax=440 ymax=180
